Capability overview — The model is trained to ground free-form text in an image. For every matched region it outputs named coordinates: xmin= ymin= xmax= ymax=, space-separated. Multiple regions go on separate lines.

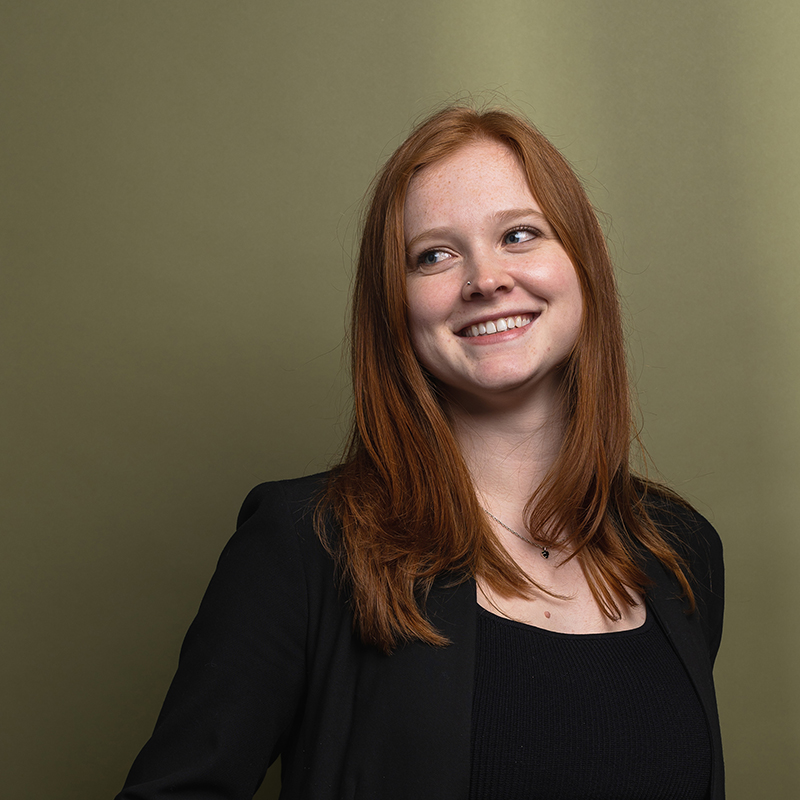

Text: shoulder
xmin=644 ymin=493 xmax=723 ymax=582
xmin=643 ymin=492 xmax=725 ymax=661
xmin=208 ymin=471 xmax=335 ymax=602
xmin=236 ymin=470 xmax=330 ymax=530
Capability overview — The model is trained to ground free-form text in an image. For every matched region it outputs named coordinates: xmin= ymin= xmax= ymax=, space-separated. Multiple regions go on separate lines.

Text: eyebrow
xmin=405 ymin=207 xmax=551 ymax=251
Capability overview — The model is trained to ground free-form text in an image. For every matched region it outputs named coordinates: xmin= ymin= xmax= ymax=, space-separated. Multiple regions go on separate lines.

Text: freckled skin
xmin=404 ymin=140 xmax=583 ymax=415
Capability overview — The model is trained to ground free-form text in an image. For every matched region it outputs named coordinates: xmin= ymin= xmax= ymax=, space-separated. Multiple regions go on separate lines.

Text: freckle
xmin=544 ymin=611 xmax=551 ymax=619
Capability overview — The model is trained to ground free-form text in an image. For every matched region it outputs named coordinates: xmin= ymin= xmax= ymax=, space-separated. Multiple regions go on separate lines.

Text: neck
xmin=444 ymin=389 xmax=567 ymax=517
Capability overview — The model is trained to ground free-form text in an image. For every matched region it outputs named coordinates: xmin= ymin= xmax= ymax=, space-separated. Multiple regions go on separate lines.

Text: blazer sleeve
xmin=116 ymin=482 xmax=311 ymax=799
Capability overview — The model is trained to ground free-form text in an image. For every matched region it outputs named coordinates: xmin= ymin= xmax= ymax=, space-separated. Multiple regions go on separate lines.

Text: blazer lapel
xmin=344 ymin=578 xmax=476 ymax=799
xmin=643 ymin=551 xmax=725 ymax=800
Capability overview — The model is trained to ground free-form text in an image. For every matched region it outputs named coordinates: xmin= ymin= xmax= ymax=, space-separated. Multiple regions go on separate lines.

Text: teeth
xmin=466 ymin=315 xmax=533 ymax=337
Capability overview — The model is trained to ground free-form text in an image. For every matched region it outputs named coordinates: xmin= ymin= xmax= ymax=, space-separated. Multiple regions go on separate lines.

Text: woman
xmin=117 ymin=107 xmax=724 ymax=799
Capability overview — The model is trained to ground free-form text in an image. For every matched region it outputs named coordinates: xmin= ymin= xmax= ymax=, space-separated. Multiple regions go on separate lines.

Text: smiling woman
xmin=117 ymin=106 xmax=725 ymax=800
xmin=404 ymin=140 xmax=583 ymax=409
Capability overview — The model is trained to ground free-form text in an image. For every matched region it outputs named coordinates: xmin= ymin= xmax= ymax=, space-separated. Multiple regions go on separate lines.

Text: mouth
xmin=458 ymin=313 xmax=537 ymax=338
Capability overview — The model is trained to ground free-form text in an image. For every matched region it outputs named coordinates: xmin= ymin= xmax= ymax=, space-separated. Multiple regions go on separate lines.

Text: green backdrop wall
xmin=3 ymin=1 xmax=798 ymax=797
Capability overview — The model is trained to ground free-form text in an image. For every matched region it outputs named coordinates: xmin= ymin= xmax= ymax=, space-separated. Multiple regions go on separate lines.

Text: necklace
xmin=482 ymin=507 xmax=550 ymax=559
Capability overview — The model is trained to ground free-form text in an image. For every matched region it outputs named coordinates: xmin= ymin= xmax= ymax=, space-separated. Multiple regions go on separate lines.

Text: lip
xmin=455 ymin=311 xmax=540 ymax=337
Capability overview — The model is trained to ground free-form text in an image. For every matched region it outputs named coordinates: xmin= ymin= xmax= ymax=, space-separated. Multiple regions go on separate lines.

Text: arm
xmin=116 ymin=482 xmax=310 ymax=799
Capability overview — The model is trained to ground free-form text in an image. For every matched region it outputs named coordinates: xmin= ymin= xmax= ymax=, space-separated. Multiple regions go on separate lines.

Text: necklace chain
xmin=481 ymin=507 xmax=550 ymax=559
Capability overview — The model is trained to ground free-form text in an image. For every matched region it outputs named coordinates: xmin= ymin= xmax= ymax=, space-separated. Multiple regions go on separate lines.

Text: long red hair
xmin=321 ymin=106 xmax=693 ymax=653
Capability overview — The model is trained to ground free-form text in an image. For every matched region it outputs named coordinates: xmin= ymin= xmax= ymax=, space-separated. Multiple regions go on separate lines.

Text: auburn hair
xmin=320 ymin=105 xmax=693 ymax=653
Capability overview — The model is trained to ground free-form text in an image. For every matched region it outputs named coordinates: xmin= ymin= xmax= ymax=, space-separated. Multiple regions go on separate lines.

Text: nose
xmin=461 ymin=254 xmax=515 ymax=300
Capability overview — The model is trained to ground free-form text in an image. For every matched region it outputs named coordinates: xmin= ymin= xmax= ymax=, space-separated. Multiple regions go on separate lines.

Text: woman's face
xmin=403 ymin=139 xmax=583 ymax=411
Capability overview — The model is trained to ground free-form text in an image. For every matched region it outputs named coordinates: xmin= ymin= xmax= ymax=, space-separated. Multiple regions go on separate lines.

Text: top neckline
xmin=476 ymin=602 xmax=652 ymax=639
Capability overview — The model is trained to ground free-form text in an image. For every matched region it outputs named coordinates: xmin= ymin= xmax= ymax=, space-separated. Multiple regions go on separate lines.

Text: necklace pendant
xmin=482 ymin=506 xmax=552 ymax=561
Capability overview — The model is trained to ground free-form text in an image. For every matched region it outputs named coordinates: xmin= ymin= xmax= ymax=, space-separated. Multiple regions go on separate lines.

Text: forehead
xmin=403 ymin=140 xmax=539 ymax=235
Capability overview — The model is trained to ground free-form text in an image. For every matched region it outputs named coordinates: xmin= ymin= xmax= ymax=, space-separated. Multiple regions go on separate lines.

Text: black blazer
xmin=118 ymin=472 xmax=725 ymax=799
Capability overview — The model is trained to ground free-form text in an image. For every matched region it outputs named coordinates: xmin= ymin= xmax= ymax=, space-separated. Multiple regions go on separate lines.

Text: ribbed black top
xmin=469 ymin=606 xmax=711 ymax=799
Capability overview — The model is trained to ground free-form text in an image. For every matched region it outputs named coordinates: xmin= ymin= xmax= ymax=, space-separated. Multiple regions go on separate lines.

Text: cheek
xmin=405 ymin=280 xmax=449 ymax=336
xmin=546 ymin=260 xmax=584 ymax=343
xmin=405 ymin=284 xmax=427 ymax=339
xmin=562 ymin=271 xmax=585 ymax=350
xmin=405 ymin=280 xmax=454 ymax=376
xmin=566 ymin=275 xmax=584 ymax=326
xmin=405 ymin=284 xmax=434 ymax=360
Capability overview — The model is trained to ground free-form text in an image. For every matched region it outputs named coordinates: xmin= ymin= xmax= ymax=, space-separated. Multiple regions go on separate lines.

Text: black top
xmin=470 ymin=607 xmax=711 ymax=799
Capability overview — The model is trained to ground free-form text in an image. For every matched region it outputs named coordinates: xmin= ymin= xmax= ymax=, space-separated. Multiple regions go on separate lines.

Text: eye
xmin=416 ymin=249 xmax=452 ymax=268
xmin=503 ymin=227 xmax=538 ymax=245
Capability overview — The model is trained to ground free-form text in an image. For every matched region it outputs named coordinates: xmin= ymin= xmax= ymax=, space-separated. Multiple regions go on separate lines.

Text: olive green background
xmin=2 ymin=1 xmax=798 ymax=797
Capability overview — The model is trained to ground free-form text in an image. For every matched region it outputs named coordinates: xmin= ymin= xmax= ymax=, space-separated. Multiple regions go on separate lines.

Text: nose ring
xmin=466 ymin=281 xmax=471 ymax=286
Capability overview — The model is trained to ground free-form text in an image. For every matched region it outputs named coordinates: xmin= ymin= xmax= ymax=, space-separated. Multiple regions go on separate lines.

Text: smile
xmin=460 ymin=314 xmax=535 ymax=338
